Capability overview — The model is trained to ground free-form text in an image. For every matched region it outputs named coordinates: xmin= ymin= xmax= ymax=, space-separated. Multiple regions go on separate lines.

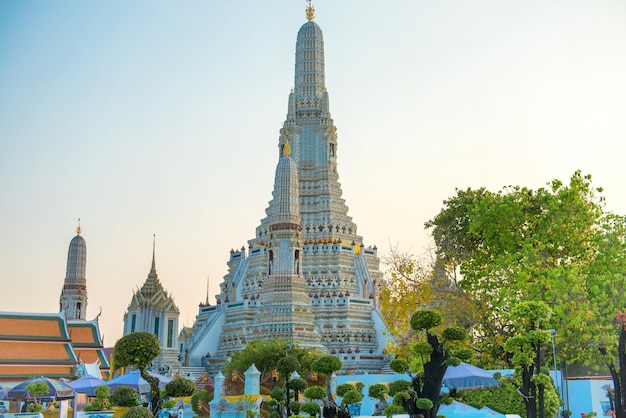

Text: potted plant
xmin=83 ymin=386 xmax=114 ymax=418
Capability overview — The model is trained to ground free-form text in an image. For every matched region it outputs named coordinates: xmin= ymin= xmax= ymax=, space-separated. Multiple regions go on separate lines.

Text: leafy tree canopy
xmin=223 ymin=339 xmax=322 ymax=384
xmin=113 ymin=332 xmax=160 ymax=371
xmin=165 ymin=377 xmax=196 ymax=397
xmin=426 ymin=171 xmax=626 ymax=367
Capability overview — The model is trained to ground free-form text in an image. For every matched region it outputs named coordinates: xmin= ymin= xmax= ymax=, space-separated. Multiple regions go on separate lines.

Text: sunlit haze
xmin=1 ymin=1 xmax=625 ymax=347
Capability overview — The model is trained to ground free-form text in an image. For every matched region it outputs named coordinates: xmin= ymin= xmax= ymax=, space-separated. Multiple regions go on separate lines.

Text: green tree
xmin=389 ymin=309 xmax=468 ymax=418
xmin=164 ymin=377 xmax=196 ymax=397
xmin=504 ymin=301 xmax=559 ymax=418
xmin=340 ymin=390 xmax=363 ymax=406
xmin=368 ymin=383 xmax=388 ymax=401
xmin=110 ymin=386 xmax=139 ymax=407
xmin=311 ymin=354 xmax=342 ymax=416
xmin=277 ymin=356 xmax=301 ymax=416
xmin=426 ymin=171 xmax=626 ymax=368
xmin=223 ymin=339 xmax=322 ymax=393
xmin=120 ymin=406 xmax=153 ymax=418
xmin=25 ymin=382 xmax=49 ymax=412
xmin=380 ymin=247 xmax=483 ymax=360
xmin=113 ymin=332 xmax=161 ymax=413
xmin=290 ymin=378 xmax=308 ymax=401
xmin=84 ymin=386 xmax=113 ymax=411
xmin=190 ymin=390 xmax=212 ymax=417
xmin=300 ymin=401 xmax=321 ymax=417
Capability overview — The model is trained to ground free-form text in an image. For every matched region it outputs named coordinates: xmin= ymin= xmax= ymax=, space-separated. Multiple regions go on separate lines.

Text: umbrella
xmin=104 ymin=371 xmax=150 ymax=393
xmin=67 ymin=375 xmax=105 ymax=397
xmin=146 ymin=371 xmax=172 ymax=390
xmin=7 ymin=377 xmax=74 ymax=400
xmin=443 ymin=362 xmax=500 ymax=389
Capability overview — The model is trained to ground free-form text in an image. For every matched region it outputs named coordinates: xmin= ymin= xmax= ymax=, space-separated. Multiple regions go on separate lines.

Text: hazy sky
xmin=1 ymin=1 xmax=625 ymax=347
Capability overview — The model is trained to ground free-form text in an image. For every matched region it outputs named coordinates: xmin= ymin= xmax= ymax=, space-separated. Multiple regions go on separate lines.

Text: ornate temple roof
xmin=127 ymin=237 xmax=179 ymax=313
xmin=0 ymin=312 xmax=78 ymax=380
xmin=67 ymin=319 xmax=110 ymax=378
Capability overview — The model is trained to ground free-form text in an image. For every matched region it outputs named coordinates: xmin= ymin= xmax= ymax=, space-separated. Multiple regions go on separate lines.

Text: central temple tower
xmin=184 ymin=4 xmax=388 ymax=373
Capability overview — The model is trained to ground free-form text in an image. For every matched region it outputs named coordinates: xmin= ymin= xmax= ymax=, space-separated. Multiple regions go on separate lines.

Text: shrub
xmin=121 ymin=406 xmax=153 ymax=418
xmin=270 ymin=387 xmax=285 ymax=402
xmin=383 ymin=404 xmax=405 ymax=418
xmin=290 ymin=378 xmax=308 ymax=393
xmin=83 ymin=386 xmax=112 ymax=411
xmin=301 ymin=401 xmax=321 ymax=417
xmin=111 ymin=386 xmax=139 ymax=407
xmin=303 ymin=386 xmax=326 ymax=400
xmin=368 ymin=383 xmax=388 ymax=400
xmin=416 ymin=398 xmax=433 ymax=410
xmin=289 ymin=401 xmax=301 ymax=414
xmin=354 ymin=382 xmax=364 ymax=393
xmin=165 ymin=377 xmax=196 ymax=397
xmin=341 ymin=390 xmax=363 ymax=406
xmin=336 ymin=383 xmax=356 ymax=397
xmin=388 ymin=380 xmax=410 ymax=396
xmin=162 ymin=400 xmax=176 ymax=409
xmin=191 ymin=390 xmax=212 ymax=416
xmin=269 ymin=411 xmax=281 ymax=418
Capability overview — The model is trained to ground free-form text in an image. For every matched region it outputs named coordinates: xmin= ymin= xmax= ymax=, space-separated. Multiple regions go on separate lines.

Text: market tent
xmin=7 ymin=377 xmax=74 ymax=400
xmin=67 ymin=375 xmax=105 ymax=397
xmin=147 ymin=371 xmax=172 ymax=390
xmin=103 ymin=371 xmax=150 ymax=394
xmin=443 ymin=363 xmax=500 ymax=389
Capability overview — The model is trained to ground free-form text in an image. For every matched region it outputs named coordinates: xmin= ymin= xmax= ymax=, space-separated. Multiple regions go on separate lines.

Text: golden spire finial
xmin=76 ymin=218 xmax=82 ymax=235
xmin=283 ymin=140 xmax=291 ymax=156
xmin=306 ymin=0 xmax=314 ymax=21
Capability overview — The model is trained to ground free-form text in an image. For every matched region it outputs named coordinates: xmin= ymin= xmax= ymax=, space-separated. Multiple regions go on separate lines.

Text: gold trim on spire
xmin=76 ymin=218 xmax=82 ymax=235
xmin=283 ymin=140 xmax=291 ymax=156
xmin=306 ymin=0 xmax=315 ymax=21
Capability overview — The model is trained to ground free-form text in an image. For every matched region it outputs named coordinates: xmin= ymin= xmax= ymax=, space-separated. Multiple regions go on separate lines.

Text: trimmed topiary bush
xmin=383 ymin=404 xmax=405 ymax=418
xmin=300 ymin=401 xmax=321 ymax=417
xmin=388 ymin=380 xmax=410 ymax=396
xmin=341 ymin=390 xmax=363 ymax=406
xmin=165 ymin=377 xmax=196 ymax=397
xmin=368 ymin=383 xmax=388 ymax=400
xmin=191 ymin=390 xmax=212 ymax=416
xmin=415 ymin=398 xmax=433 ymax=410
xmin=336 ymin=383 xmax=356 ymax=397
xmin=83 ymin=386 xmax=112 ymax=411
xmin=289 ymin=401 xmax=301 ymax=414
xmin=120 ymin=406 xmax=153 ymax=418
xmin=111 ymin=386 xmax=139 ymax=407
xmin=303 ymin=386 xmax=326 ymax=400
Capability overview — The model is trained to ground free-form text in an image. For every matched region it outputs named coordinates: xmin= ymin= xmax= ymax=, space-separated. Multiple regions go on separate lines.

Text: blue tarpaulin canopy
xmin=443 ymin=362 xmax=500 ymax=389
xmin=67 ymin=375 xmax=105 ymax=397
xmin=7 ymin=377 xmax=75 ymax=400
xmin=103 ymin=370 xmax=150 ymax=394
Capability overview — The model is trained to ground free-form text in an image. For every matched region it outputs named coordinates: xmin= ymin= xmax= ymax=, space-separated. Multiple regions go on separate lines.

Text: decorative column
xmin=244 ymin=364 xmax=261 ymax=395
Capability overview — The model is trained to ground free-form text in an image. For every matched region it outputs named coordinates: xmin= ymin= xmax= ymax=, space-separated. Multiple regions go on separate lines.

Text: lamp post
xmin=549 ymin=329 xmax=561 ymax=413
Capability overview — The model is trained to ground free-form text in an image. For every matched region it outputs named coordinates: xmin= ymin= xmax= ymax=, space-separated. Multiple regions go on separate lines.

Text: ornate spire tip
xmin=76 ymin=218 xmax=81 ymax=235
xmin=306 ymin=0 xmax=314 ymax=21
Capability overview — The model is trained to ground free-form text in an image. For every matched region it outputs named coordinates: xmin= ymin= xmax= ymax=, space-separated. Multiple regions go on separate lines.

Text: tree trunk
xmin=607 ymin=363 xmax=622 ymax=418
xmin=522 ymin=366 xmax=537 ymax=418
xmin=618 ymin=326 xmax=626 ymax=418
xmin=140 ymin=369 xmax=161 ymax=415
xmin=420 ymin=333 xmax=449 ymax=418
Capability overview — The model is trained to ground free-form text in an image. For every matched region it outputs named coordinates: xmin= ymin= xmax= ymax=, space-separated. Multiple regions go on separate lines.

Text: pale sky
xmin=1 ymin=1 xmax=625 ymax=348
